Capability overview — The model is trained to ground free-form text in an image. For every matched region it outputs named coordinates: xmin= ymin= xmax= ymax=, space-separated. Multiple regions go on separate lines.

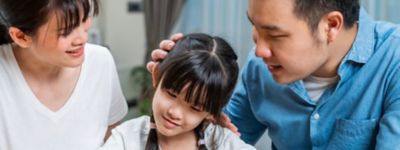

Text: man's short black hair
xmin=293 ymin=0 xmax=360 ymax=32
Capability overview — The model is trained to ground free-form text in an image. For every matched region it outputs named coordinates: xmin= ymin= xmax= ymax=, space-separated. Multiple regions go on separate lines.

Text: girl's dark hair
xmin=145 ymin=33 xmax=239 ymax=150
xmin=0 ymin=0 xmax=99 ymax=45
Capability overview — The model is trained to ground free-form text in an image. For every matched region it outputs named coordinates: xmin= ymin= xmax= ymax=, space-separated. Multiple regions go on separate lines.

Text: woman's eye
xmin=58 ymin=30 xmax=72 ymax=37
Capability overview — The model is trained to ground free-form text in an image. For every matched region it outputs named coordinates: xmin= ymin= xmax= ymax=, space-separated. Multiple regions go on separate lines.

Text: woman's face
xmin=27 ymin=11 xmax=92 ymax=68
xmin=152 ymin=82 xmax=211 ymax=137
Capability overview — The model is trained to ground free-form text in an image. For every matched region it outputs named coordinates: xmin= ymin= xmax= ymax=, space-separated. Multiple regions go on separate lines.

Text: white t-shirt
xmin=0 ymin=43 xmax=128 ymax=150
xmin=303 ymin=75 xmax=339 ymax=102
xmin=100 ymin=116 xmax=255 ymax=150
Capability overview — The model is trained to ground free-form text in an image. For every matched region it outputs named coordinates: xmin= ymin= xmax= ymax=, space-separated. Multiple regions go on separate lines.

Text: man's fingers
xmin=170 ymin=33 xmax=184 ymax=41
xmin=220 ymin=113 xmax=240 ymax=137
xmin=159 ymin=40 xmax=175 ymax=51
xmin=221 ymin=113 xmax=231 ymax=123
xmin=151 ymin=49 xmax=168 ymax=61
xmin=146 ymin=61 xmax=156 ymax=73
xmin=229 ymin=123 xmax=238 ymax=132
xmin=159 ymin=33 xmax=183 ymax=50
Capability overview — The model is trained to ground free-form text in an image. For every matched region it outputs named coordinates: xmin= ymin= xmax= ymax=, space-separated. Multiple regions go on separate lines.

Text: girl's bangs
xmin=158 ymin=53 xmax=227 ymax=116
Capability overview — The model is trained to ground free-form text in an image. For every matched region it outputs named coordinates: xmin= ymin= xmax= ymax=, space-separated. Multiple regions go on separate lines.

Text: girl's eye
xmin=166 ymin=90 xmax=177 ymax=98
xmin=191 ymin=106 xmax=202 ymax=112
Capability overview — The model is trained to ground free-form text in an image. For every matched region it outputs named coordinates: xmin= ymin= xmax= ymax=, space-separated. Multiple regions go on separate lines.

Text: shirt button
xmin=313 ymin=113 xmax=320 ymax=120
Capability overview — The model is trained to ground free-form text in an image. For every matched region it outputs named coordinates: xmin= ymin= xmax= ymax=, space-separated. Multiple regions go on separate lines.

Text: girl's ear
xmin=151 ymin=63 xmax=159 ymax=88
xmin=205 ymin=115 xmax=215 ymax=122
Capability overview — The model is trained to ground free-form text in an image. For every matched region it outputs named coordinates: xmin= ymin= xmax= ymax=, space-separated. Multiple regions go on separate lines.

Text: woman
xmin=0 ymin=0 xmax=127 ymax=149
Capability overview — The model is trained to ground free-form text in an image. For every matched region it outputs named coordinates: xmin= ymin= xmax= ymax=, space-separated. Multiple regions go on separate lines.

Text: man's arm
xmin=375 ymin=67 xmax=400 ymax=149
xmin=224 ymin=54 xmax=268 ymax=145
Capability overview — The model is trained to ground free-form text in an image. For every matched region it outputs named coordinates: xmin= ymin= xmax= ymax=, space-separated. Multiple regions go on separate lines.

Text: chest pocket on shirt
xmin=326 ymin=118 xmax=378 ymax=150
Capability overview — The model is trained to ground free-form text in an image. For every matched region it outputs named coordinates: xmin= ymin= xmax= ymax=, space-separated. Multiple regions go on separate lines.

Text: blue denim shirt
xmin=225 ymin=8 xmax=400 ymax=150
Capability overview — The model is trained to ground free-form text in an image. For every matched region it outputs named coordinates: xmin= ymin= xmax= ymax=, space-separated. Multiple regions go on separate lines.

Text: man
xmin=149 ymin=0 xmax=400 ymax=149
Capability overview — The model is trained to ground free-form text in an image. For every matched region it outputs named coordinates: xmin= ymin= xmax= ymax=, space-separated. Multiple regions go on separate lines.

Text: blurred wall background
xmin=91 ymin=0 xmax=146 ymax=100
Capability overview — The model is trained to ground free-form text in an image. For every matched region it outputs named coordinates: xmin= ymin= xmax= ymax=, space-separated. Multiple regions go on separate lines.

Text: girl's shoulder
xmin=205 ymin=123 xmax=256 ymax=150
xmin=101 ymin=116 xmax=151 ymax=150
xmin=114 ymin=116 xmax=151 ymax=135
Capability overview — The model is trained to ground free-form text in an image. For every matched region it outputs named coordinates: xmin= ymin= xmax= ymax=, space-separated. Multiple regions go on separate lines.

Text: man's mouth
xmin=268 ymin=64 xmax=282 ymax=69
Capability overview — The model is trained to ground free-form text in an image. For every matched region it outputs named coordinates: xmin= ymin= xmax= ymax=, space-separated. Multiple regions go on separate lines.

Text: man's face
xmin=248 ymin=0 xmax=330 ymax=84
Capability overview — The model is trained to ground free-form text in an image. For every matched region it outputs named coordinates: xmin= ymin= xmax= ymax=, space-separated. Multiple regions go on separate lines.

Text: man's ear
xmin=151 ymin=63 xmax=159 ymax=88
xmin=252 ymin=26 xmax=258 ymax=44
xmin=321 ymin=11 xmax=343 ymax=44
xmin=8 ymin=27 xmax=33 ymax=48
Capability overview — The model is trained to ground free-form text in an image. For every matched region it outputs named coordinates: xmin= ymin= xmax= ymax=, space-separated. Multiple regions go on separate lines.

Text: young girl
xmin=100 ymin=33 xmax=255 ymax=150
xmin=0 ymin=0 xmax=127 ymax=149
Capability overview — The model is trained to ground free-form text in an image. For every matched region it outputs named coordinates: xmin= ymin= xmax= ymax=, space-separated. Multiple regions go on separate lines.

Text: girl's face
xmin=152 ymin=82 xmax=211 ymax=137
xmin=28 ymin=11 xmax=92 ymax=68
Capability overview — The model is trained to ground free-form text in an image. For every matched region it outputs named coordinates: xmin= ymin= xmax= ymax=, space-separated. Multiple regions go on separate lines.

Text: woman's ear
xmin=151 ymin=63 xmax=159 ymax=88
xmin=8 ymin=27 xmax=32 ymax=48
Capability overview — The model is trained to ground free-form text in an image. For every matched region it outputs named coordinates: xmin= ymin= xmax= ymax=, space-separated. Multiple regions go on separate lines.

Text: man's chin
xmin=272 ymin=76 xmax=299 ymax=84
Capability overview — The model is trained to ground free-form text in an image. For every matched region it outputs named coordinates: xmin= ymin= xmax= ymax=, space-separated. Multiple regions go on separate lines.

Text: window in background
xmin=171 ymin=0 xmax=400 ymax=68
xmin=362 ymin=0 xmax=400 ymax=23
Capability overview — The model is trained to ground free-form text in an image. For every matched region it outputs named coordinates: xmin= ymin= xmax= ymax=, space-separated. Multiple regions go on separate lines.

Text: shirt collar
xmin=288 ymin=8 xmax=376 ymax=101
xmin=342 ymin=7 xmax=375 ymax=64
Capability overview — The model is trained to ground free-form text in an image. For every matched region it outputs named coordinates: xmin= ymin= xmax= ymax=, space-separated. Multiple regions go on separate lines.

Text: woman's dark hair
xmin=145 ymin=33 xmax=239 ymax=150
xmin=0 ymin=0 xmax=99 ymax=45
xmin=293 ymin=0 xmax=360 ymax=32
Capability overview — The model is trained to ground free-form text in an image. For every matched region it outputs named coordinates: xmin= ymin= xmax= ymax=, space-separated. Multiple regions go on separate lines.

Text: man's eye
xmin=270 ymin=35 xmax=288 ymax=38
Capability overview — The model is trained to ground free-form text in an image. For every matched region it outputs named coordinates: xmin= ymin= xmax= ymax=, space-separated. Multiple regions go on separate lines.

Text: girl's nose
xmin=166 ymin=105 xmax=183 ymax=120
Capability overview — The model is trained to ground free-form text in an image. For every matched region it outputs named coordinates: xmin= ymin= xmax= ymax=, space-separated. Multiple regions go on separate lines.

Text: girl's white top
xmin=100 ymin=116 xmax=255 ymax=150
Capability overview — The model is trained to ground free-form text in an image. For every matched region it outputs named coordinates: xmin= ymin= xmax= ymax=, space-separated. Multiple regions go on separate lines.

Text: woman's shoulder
xmin=83 ymin=43 xmax=117 ymax=68
xmin=0 ymin=44 xmax=16 ymax=71
xmin=84 ymin=43 xmax=114 ymax=61
xmin=0 ymin=44 xmax=12 ymax=59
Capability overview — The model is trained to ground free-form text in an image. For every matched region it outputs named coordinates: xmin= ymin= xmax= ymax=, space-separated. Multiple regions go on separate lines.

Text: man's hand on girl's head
xmin=146 ymin=33 xmax=184 ymax=73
